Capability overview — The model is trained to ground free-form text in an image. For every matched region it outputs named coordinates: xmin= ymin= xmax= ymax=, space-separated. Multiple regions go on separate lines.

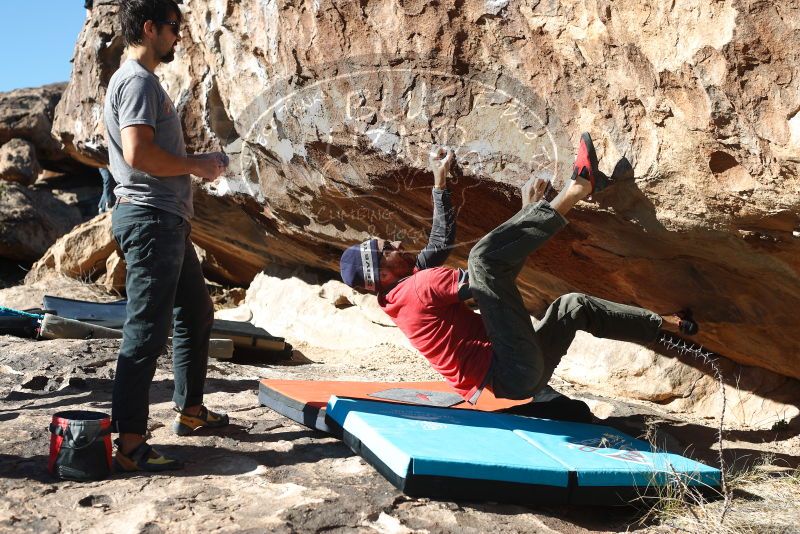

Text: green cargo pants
xmin=467 ymin=200 xmax=662 ymax=400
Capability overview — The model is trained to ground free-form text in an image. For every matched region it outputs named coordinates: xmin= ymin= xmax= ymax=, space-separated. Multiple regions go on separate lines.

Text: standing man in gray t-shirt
xmin=104 ymin=0 xmax=229 ymax=472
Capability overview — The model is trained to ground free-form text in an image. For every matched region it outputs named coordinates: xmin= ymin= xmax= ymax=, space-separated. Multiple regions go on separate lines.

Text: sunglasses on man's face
xmin=156 ymin=20 xmax=180 ymax=35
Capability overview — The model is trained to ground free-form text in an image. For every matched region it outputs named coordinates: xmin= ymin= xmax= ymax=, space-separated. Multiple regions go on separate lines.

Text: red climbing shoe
xmin=572 ymin=133 xmax=609 ymax=195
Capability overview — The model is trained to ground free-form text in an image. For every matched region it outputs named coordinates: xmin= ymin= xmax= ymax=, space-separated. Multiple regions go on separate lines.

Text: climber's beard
xmin=161 ymin=46 xmax=176 ymax=63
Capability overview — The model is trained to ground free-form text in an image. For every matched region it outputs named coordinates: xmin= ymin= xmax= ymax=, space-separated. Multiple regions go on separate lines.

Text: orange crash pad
xmin=258 ymin=379 xmax=531 ymax=434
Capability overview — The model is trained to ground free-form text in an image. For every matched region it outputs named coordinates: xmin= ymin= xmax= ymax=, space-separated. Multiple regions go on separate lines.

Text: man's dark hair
xmin=119 ymin=0 xmax=182 ymax=47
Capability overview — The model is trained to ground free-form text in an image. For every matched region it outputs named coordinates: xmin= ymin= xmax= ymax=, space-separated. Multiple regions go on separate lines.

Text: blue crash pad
xmin=0 ymin=306 xmax=41 ymax=338
xmin=326 ymin=396 xmax=721 ymax=505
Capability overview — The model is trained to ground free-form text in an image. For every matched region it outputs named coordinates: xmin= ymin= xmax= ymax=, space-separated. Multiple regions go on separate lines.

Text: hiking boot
xmin=113 ymin=439 xmax=183 ymax=472
xmin=173 ymin=406 xmax=229 ymax=436
xmin=572 ymin=132 xmax=610 ymax=195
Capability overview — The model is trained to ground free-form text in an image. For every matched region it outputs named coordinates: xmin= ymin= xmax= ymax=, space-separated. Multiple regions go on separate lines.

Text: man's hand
xmin=521 ymin=175 xmax=550 ymax=206
xmin=190 ymin=152 xmax=228 ymax=182
xmin=191 ymin=152 xmax=229 ymax=166
xmin=429 ymin=146 xmax=454 ymax=189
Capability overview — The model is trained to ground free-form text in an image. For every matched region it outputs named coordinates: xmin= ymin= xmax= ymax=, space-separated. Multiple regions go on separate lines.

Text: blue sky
xmin=0 ymin=1 xmax=86 ymax=92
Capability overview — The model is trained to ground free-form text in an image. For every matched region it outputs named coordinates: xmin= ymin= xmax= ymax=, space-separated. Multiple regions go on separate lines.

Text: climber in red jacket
xmin=340 ymin=134 xmax=698 ymax=403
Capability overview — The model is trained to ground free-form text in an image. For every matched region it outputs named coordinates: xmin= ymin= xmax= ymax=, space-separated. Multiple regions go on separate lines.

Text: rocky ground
xmin=0 ymin=280 xmax=798 ymax=534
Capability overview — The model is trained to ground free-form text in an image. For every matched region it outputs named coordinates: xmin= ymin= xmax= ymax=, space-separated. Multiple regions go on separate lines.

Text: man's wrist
xmin=186 ymin=156 xmax=201 ymax=176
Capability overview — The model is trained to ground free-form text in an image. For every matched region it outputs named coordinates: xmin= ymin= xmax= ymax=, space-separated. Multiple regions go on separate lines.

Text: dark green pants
xmin=111 ymin=203 xmax=213 ymax=434
xmin=467 ymin=201 xmax=662 ymax=400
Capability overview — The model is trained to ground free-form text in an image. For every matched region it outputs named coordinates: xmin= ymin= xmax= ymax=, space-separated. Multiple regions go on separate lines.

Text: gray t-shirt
xmin=104 ymin=59 xmax=193 ymax=219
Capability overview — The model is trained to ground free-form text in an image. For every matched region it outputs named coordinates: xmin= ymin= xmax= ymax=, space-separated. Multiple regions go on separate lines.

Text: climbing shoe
xmin=572 ymin=132 xmax=610 ymax=195
xmin=172 ymin=406 xmax=229 ymax=436
xmin=113 ymin=439 xmax=183 ymax=472
xmin=673 ymin=309 xmax=699 ymax=336
xmin=656 ymin=309 xmax=710 ymax=361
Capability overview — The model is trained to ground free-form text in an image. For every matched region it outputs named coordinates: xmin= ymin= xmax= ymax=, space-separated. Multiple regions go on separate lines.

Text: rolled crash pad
xmin=39 ymin=314 xmax=233 ymax=359
xmin=43 ymin=295 xmax=126 ymax=328
xmin=210 ymin=319 xmax=285 ymax=351
xmin=258 ymin=379 xmax=530 ymax=434
xmin=40 ymin=313 xmax=120 ymax=339
xmin=42 ymin=295 xmax=285 ymax=352
xmin=326 ymin=396 xmax=721 ymax=505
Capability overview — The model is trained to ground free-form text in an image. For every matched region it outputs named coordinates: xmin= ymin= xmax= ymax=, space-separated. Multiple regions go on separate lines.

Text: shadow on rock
xmin=461 ymin=499 xmax=642 ymax=531
xmin=2 ymin=377 xmax=258 ymax=413
xmin=603 ymin=414 xmax=800 ymax=473
xmin=106 ymin=439 xmax=354 ymax=479
xmin=0 ymin=427 xmax=352 ymax=482
xmin=231 ymin=346 xmax=315 ymax=367
xmin=0 ymin=453 xmax=54 ymax=482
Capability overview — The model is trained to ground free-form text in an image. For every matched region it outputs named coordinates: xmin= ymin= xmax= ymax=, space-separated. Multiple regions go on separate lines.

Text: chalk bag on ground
xmin=48 ymin=410 xmax=112 ymax=481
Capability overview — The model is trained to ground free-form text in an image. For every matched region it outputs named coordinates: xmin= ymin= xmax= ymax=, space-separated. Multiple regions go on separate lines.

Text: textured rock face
xmin=54 ymin=1 xmax=800 ymax=384
xmin=558 ymin=332 xmax=800 ymax=428
xmin=0 ymin=182 xmax=82 ymax=262
xmin=25 ymin=199 xmax=274 ymax=289
xmin=25 ymin=211 xmax=116 ymax=283
xmin=0 ymin=139 xmax=40 ymax=185
xmin=0 ymin=84 xmax=85 ymax=174
xmin=51 ymin=2 xmax=125 ymax=167
xmin=102 ymin=249 xmax=126 ymax=292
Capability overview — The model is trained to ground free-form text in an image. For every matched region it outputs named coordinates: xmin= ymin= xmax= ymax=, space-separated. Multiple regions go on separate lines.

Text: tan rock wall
xmin=0 ymin=83 xmax=92 ymax=176
xmin=53 ymin=1 xmax=800 ymax=384
xmin=25 ymin=211 xmax=116 ymax=283
xmin=0 ymin=84 xmax=67 ymax=168
xmin=0 ymin=139 xmax=41 ymax=185
xmin=0 ymin=182 xmax=82 ymax=262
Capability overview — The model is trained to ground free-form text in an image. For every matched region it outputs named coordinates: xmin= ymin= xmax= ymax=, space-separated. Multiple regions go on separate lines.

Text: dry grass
xmin=632 ymin=335 xmax=798 ymax=534
xmin=640 ymin=457 xmax=800 ymax=533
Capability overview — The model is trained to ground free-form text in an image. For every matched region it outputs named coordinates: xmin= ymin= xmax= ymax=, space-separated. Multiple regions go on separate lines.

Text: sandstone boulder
xmin=188 ymin=189 xmax=275 ymax=284
xmin=194 ymin=242 xmax=248 ymax=287
xmin=24 ymin=189 xmax=276 ymax=289
xmin=54 ymin=1 xmax=800 ymax=386
xmin=214 ymin=304 xmax=253 ymax=322
xmin=0 ymin=182 xmax=82 ymax=262
xmin=25 ymin=211 xmax=115 ymax=283
xmin=102 ymin=249 xmax=126 ymax=293
xmin=0 ymin=83 xmax=84 ymax=174
xmin=318 ymin=280 xmax=395 ymax=327
xmin=246 ymin=271 xmax=413 ymax=352
xmin=0 ymin=139 xmax=41 ymax=185
xmin=0 ymin=273 xmax=117 ymax=311
xmin=51 ymin=2 xmax=132 ymax=166
xmin=557 ymin=332 xmax=800 ymax=429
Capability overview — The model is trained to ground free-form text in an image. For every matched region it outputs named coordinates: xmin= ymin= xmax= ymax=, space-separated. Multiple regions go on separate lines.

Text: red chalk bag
xmin=48 ymin=410 xmax=112 ymax=481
